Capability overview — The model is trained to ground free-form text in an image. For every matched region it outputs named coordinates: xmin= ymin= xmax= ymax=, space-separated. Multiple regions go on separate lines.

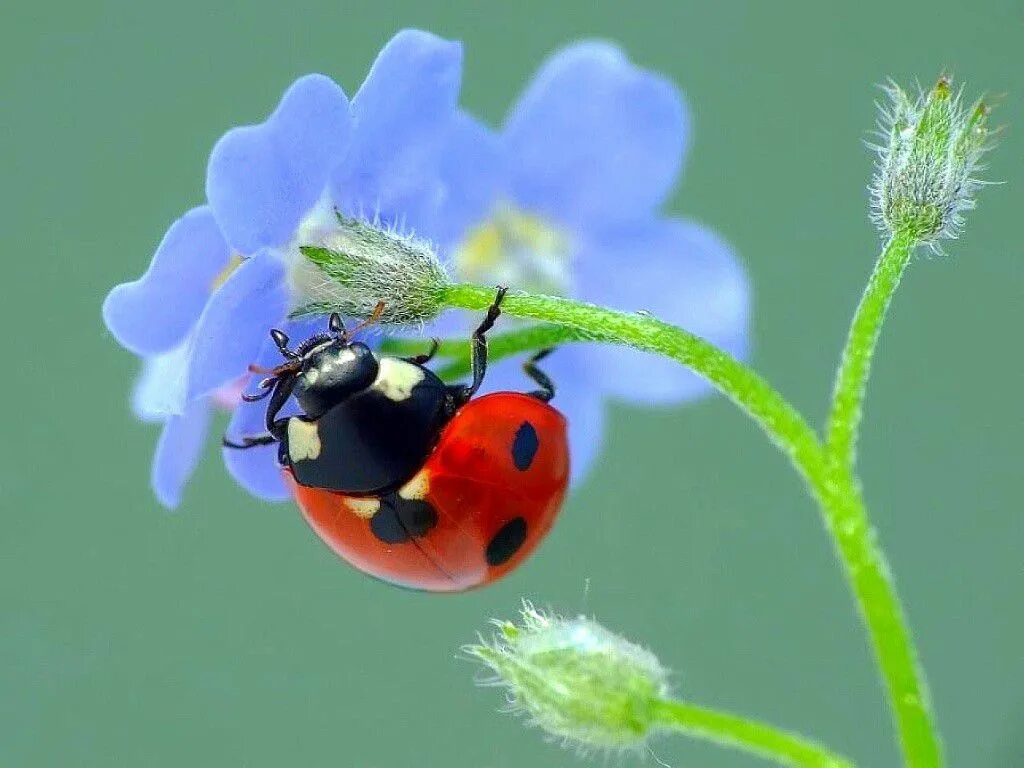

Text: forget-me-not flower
xmin=438 ymin=42 xmax=750 ymax=480
xmin=103 ymin=33 xmax=749 ymax=507
xmin=103 ymin=30 xmax=486 ymax=507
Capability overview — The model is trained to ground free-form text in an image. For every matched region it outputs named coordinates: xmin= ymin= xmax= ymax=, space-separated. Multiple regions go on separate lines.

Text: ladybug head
xmin=294 ymin=335 xmax=379 ymax=418
xmin=247 ymin=307 xmax=384 ymax=419
xmin=294 ymin=309 xmax=386 ymax=418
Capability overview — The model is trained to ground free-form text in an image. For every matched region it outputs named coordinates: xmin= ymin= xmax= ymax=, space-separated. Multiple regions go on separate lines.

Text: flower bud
xmin=871 ymin=76 xmax=992 ymax=244
xmin=465 ymin=602 xmax=670 ymax=752
xmin=291 ymin=213 xmax=451 ymax=326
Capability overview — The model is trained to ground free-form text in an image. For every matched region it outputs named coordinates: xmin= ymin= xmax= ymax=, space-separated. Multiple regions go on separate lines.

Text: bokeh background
xmin=3 ymin=2 xmax=1021 ymax=766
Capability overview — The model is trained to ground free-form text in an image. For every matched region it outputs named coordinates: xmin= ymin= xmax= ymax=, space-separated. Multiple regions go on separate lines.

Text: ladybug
xmin=224 ymin=288 xmax=569 ymax=591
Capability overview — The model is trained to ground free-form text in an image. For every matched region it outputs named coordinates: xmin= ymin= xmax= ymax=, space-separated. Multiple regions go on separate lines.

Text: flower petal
xmin=411 ymin=305 xmax=476 ymax=342
xmin=350 ymin=30 xmax=462 ymax=158
xmin=331 ymin=30 xmax=463 ymax=240
xmin=541 ymin=347 xmax=607 ymax=485
xmin=220 ymin=316 xmax=324 ymax=501
xmin=429 ymin=112 xmax=504 ymax=249
xmin=151 ymin=400 xmax=212 ymax=509
xmin=102 ymin=206 xmax=232 ymax=356
xmin=132 ymin=342 xmax=191 ymax=421
xmin=221 ymin=408 xmax=291 ymax=502
xmin=207 ymin=74 xmax=352 ymax=254
xmin=185 ymin=251 xmax=288 ymax=403
xmin=503 ymin=41 xmax=688 ymax=228
xmin=577 ymin=219 xmax=749 ymax=404
xmin=564 ymin=391 xmax=606 ymax=485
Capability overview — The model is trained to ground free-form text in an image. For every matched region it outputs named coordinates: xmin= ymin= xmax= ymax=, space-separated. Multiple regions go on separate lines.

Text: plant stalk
xmin=651 ymin=698 xmax=855 ymax=768
xmin=438 ymin=281 xmax=941 ymax=767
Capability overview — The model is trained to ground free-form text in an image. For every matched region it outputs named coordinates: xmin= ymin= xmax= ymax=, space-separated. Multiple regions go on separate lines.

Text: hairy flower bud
xmin=465 ymin=602 xmax=670 ymax=752
xmin=871 ymin=76 xmax=992 ymax=244
xmin=291 ymin=213 xmax=451 ymax=326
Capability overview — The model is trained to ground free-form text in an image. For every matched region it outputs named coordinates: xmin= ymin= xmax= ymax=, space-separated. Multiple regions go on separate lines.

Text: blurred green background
xmin=2 ymin=1 xmax=1021 ymax=766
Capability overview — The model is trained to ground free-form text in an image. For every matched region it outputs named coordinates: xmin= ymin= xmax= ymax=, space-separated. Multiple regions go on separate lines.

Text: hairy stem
xmin=827 ymin=232 xmax=915 ymax=469
xmin=382 ymin=323 xmax=584 ymax=380
xmin=438 ymin=282 xmax=941 ymax=767
xmin=441 ymin=284 xmax=826 ymax=480
xmin=651 ymin=699 xmax=855 ymax=768
xmin=823 ymin=230 xmax=941 ymax=766
xmin=821 ymin=468 xmax=941 ymax=767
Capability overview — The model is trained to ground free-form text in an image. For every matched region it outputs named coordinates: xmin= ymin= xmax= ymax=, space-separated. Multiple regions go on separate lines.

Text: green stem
xmin=822 ymin=468 xmax=941 ymax=767
xmin=651 ymin=699 xmax=855 ymax=768
xmin=827 ymin=231 xmax=915 ymax=469
xmin=441 ymin=284 xmax=826 ymax=480
xmin=440 ymin=282 xmax=941 ymax=767
xmin=382 ymin=323 xmax=585 ymax=380
xmin=822 ymin=230 xmax=941 ymax=766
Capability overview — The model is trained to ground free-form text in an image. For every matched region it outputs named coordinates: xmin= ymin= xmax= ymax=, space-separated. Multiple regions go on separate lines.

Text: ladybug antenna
xmin=346 ymin=301 xmax=385 ymax=340
xmin=241 ymin=359 xmax=301 ymax=401
xmin=246 ymin=327 xmax=306 ymax=378
xmin=247 ymin=359 xmax=301 ymax=377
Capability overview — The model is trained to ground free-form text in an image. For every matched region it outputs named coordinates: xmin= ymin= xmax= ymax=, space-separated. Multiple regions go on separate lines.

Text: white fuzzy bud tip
xmin=871 ymin=76 xmax=992 ymax=244
xmin=465 ymin=601 xmax=670 ymax=752
xmin=291 ymin=213 xmax=451 ymax=326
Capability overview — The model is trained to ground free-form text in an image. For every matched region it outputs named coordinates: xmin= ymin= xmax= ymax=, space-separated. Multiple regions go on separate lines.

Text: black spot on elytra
xmin=486 ymin=517 xmax=528 ymax=566
xmin=369 ymin=494 xmax=439 ymax=544
xmin=511 ymin=421 xmax=539 ymax=471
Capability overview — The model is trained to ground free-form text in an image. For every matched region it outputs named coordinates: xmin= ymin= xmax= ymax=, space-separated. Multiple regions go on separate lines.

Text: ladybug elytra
xmin=224 ymin=289 xmax=569 ymax=591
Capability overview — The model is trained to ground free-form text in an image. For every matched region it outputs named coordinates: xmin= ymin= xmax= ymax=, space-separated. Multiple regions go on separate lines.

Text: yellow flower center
xmin=211 ymin=254 xmax=244 ymax=292
xmin=454 ymin=205 xmax=573 ymax=296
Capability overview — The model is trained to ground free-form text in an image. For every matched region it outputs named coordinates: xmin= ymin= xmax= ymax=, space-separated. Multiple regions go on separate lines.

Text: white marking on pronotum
xmin=345 ymin=497 xmax=381 ymax=519
xmin=287 ymin=419 xmax=322 ymax=461
xmin=305 ymin=348 xmax=355 ymax=384
xmin=398 ymin=469 xmax=430 ymax=500
xmin=372 ymin=358 xmax=425 ymax=402
xmin=322 ymin=348 xmax=356 ymax=371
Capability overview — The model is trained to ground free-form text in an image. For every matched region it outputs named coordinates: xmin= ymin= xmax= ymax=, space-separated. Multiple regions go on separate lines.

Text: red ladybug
xmin=224 ymin=289 xmax=569 ymax=591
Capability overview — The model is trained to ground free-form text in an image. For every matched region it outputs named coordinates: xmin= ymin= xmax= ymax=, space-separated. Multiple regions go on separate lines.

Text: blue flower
xmin=103 ymin=30 xmax=476 ymax=507
xmin=103 ymin=34 xmax=749 ymax=508
xmin=441 ymin=42 xmax=750 ymax=481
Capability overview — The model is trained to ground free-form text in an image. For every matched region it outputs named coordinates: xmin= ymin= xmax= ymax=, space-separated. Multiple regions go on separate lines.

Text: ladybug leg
xmin=222 ymin=434 xmax=277 ymax=450
xmin=402 ymin=338 xmax=440 ymax=366
xmin=464 ymin=286 xmax=507 ymax=398
xmin=523 ymin=347 xmax=556 ymax=402
xmin=261 ymin=373 xmax=298 ymax=437
xmin=222 ymin=373 xmax=297 ymax=450
xmin=241 ymin=375 xmax=278 ymax=402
